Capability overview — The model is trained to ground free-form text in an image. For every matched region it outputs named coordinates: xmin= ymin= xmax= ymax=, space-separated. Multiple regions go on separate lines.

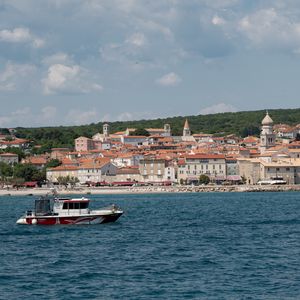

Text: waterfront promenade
xmin=1 ymin=184 xmax=300 ymax=196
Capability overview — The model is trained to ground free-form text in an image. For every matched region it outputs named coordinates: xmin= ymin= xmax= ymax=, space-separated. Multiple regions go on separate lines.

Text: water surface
xmin=1 ymin=192 xmax=300 ymax=299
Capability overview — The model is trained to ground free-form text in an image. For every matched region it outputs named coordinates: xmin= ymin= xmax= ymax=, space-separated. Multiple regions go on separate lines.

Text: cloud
xmin=100 ymin=111 xmax=158 ymax=122
xmin=42 ymin=63 xmax=103 ymax=95
xmin=0 ymin=107 xmax=32 ymax=127
xmin=42 ymin=52 xmax=72 ymax=66
xmin=0 ymin=62 xmax=36 ymax=91
xmin=156 ymin=72 xmax=181 ymax=86
xmin=126 ymin=32 xmax=147 ymax=47
xmin=199 ymin=103 xmax=238 ymax=115
xmin=212 ymin=15 xmax=226 ymax=26
xmin=40 ymin=106 xmax=57 ymax=121
xmin=66 ymin=109 xmax=99 ymax=125
xmin=238 ymin=8 xmax=300 ymax=51
xmin=0 ymin=27 xmax=45 ymax=48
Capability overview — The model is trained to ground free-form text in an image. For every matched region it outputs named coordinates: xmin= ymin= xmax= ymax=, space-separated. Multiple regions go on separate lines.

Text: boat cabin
xmin=53 ymin=197 xmax=90 ymax=215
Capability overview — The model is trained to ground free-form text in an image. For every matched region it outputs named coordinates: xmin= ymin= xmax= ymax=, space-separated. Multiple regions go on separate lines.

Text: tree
xmin=199 ymin=174 xmax=210 ymax=185
xmin=0 ymin=162 xmax=13 ymax=177
xmin=69 ymin=176 xmax=79 ymax=188
xmin=57 ymin=175 xmax=79 ymax=188
xmin=46 ymin=159 xmax=61 ymax=168
xmin=57 ymin=176 xmax=69 ymax=188
xmin=130 ymin=128 xmax=150 ymax=136
xmin=13 ymin=164 xmax=38 ymax=181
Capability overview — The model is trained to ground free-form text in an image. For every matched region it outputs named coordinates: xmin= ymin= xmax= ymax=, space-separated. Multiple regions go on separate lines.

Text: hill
xmin=12 ymin=108 xmax=300 ymax=150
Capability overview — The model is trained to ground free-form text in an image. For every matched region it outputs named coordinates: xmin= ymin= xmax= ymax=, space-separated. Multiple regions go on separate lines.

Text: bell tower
xmin=260 ymin=111 xmax=276 ymax=153
xmin=164 ymin=124 xmax=171 ymax=137
xmin=103 ymin=123 xmax=109 ymax=138
xmin=183 ymin=119 xmax=191 ymax=137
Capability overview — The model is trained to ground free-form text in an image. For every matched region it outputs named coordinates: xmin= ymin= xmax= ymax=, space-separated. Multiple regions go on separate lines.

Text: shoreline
xmin=1 ymin=184 xmax=300 ymax=196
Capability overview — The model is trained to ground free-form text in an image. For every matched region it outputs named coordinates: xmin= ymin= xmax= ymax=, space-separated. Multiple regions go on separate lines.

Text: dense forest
xmin=11 ymin=108 xmax=300 ymax=150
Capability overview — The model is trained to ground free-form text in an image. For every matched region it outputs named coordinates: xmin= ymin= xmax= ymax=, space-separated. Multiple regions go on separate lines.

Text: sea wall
xmin=1 ymin=184 xmax=300 ymax=196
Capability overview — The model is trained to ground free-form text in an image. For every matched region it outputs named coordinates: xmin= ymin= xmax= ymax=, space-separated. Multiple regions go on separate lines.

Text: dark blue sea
xmin=1 ymin=192 xmax=300 ymax=299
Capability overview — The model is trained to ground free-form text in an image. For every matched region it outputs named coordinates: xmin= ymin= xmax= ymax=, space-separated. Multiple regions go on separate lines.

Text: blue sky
xmin=1 ymin=0 xmax=300 ymax=127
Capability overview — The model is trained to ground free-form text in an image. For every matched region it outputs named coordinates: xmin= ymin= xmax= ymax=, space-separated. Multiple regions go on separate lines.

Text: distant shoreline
xmin=1 ymin=185 xmax=300 ymax=196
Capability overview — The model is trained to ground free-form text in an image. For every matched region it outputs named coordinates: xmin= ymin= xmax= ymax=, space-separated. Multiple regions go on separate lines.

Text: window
xmin=80 ymin=202 xmax=88 ymax=209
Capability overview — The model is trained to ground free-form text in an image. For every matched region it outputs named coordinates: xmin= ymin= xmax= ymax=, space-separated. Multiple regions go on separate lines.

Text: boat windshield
xmin=35 ymin=198 xmax=51 ymax=216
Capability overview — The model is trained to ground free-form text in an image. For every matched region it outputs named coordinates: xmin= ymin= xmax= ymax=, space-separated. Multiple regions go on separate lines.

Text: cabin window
xmin=63 ymin=202 xmax=88 ymax=209
xmin=80 ymin=202 xmax=88 ymax=209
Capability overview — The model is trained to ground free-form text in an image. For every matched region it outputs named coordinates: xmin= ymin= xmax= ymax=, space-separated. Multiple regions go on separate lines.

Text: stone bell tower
xmin=183 ymin=119 xmax=191 ymax=137
xmin=260 ymin=111 xmax=276 ymax=153
xmin=103 ymin=123 xmax=110 ymax=138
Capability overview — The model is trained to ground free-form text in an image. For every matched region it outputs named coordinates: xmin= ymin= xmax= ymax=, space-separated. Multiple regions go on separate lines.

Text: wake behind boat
xmin=16 ymin=195 xmax=123 ymax=225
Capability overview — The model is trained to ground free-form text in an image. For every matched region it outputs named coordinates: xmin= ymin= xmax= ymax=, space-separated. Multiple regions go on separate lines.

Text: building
xmin=77 ymin=159 xmax=117 ymax=184
xmin=177 ymin=154 xmax=226 ymax=183
xmin=139 ymin=158 xmax=167 ymax=183
xmin=237 ymin=157 xmax=300 ymax=184
xmin=46 ymin=158 xmax=117 ymax=184
xmin=0 ymin=153 xmax=18 ymax=164
xmin=260 ymin=112 xmax=276 ymax=153
xmin=114 ymin=166 xmax=142 ymax=182
xmin=121 ymin=135 xmax=147 ymax=146
xmin=75 ymin=136 xmax=94 ymax=152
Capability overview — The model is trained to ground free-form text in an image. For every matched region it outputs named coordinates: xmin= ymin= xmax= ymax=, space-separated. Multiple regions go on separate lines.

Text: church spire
xmin=183 ymin=119 xmax=191 ymax=137
xmin=184 ymin=119 xmax=190 ymax=129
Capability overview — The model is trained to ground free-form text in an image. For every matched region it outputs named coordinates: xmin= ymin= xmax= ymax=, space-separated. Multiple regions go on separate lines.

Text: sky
xmin=1 ymin=0 xmax=300 ymax=127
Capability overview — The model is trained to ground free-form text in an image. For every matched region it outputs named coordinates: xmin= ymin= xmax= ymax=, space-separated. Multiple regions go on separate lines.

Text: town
xmin=1 ymin=112 xmax=300 ymax=191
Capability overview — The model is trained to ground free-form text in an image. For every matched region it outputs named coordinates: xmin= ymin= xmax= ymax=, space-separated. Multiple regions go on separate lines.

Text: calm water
xmin=0 ymin=192 xmax=300 ymax=299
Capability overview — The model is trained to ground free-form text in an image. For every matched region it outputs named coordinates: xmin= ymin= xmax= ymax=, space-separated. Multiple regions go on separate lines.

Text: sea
xmin=0 ymin=192 xmax=300 ymax=299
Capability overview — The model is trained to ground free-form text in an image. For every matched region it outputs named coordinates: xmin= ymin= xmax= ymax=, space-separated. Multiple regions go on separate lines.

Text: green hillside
xmin=12 ymin=108 xmax=300 ymax=150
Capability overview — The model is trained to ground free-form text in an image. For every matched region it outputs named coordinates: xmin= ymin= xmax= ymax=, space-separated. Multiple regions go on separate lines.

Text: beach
xmin=1 ymin=184 xmax=300 ymax=196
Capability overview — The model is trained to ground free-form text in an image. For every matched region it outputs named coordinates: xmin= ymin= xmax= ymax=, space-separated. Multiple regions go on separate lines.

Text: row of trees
xmin=10 ymin=108 xmax=300 ymax=150
xmin=0 ymin=159 xmax=61 ymax=187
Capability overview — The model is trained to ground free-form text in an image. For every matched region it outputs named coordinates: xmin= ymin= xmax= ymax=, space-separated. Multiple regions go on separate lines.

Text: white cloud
xmin=0 ymin=107 xmax=31 ymax=127
xmin=0 ymin=106 xmax=60 ymax=127
xmin=156 ymin=72 xmax=181 ymax=86
xmin=66 ymin=109 xmax=99 ymax=125
xmin=100 ymin=111 xmax=157 ymax=122
xmin=0 ymin=62 xmax=36 ymax=91
xmin=42 ymin=64 xmax=102 ymax=95
xmin=238 ymin=8 xmax=300 ymax=50
xmin=212 ymin=15 xmax=226 ymax=26
xmin=40 ymin=106 xmax=57 ymax=120
xmin=199 ymin=103 xmax=238 ymax=115
xmin=126 ymin=33 xmax=147 ymax=47
xmin=0 ymin=27 xmax=45 ymax=48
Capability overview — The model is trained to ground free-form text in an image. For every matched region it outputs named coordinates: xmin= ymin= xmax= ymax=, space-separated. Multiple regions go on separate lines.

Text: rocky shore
xmin=1 ymin=184 xmax=300 ymax=196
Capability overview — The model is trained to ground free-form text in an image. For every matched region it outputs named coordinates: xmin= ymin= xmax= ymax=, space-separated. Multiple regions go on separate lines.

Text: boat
xmin=16 ymin=195 xmax=123 ymax=225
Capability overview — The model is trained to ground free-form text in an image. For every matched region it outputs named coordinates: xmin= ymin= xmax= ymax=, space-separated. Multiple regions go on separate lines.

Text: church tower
xmin=164 ymin=123 xmax=171 ymax=137
xmin=103 ymin=123 xmax=110 ymax=138
xmin=183 ymin=119 xmax=191 ymax=137
xmin=260 ymin=111 xmax=276 ymax=153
